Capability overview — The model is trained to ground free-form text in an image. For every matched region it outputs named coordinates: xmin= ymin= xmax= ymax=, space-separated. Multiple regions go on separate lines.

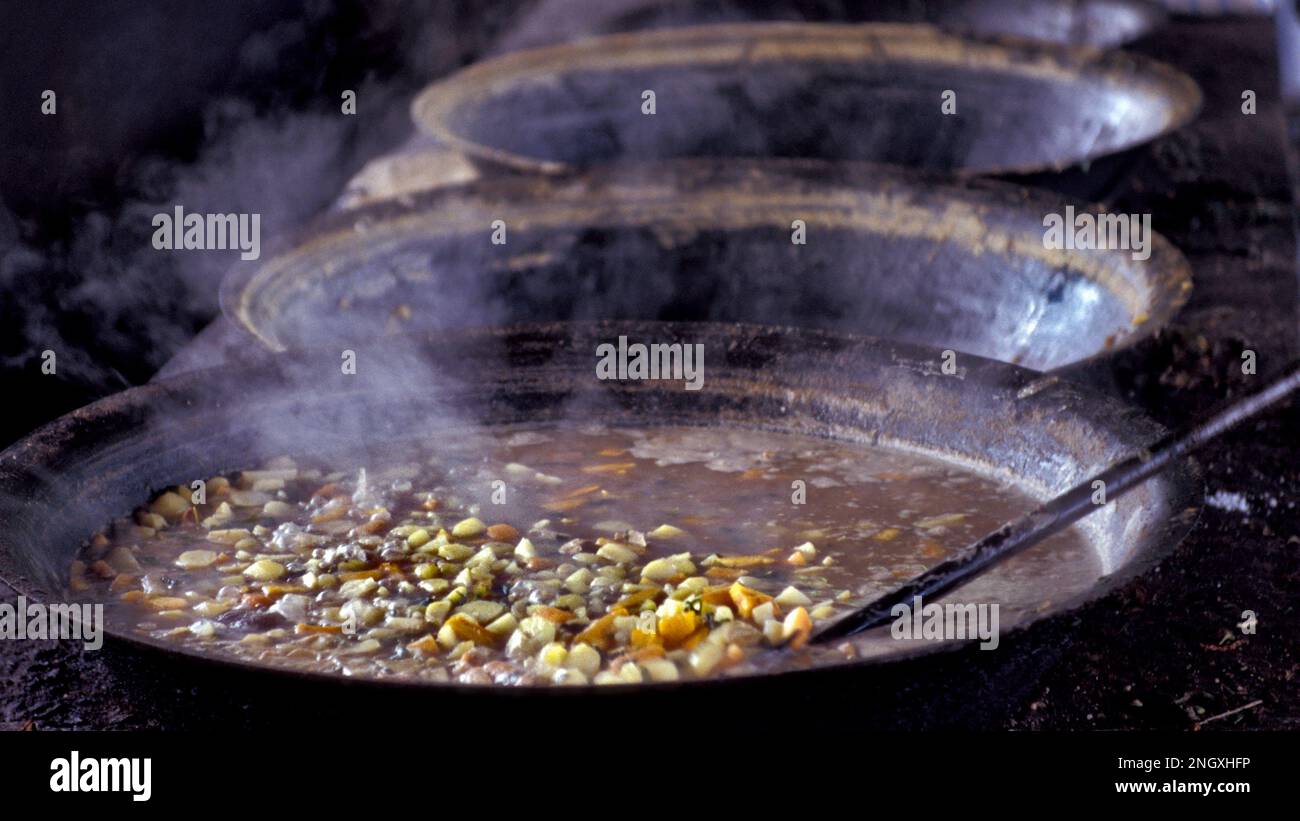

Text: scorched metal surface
xmin=217 ymin=160 xmax=1193 ymax=372
xmin=413 ymin=22 xmax=1201 ymax=177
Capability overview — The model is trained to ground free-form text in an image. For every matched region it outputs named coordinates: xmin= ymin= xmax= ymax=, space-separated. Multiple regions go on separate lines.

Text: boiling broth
xmin=68 ymin=425 xmax=1097 ymax=684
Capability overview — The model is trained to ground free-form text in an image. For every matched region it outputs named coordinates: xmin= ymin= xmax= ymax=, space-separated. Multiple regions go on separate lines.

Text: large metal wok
xmin=412 ymin=22 xmax=1200 ymax=177
xmin=0 ymin=322 xmax=1200 ymax=702
xmin=219 ymin=161 xmax=1192 ymax=373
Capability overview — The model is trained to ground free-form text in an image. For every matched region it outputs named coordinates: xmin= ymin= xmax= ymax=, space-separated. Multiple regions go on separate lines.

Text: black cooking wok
xmin=216 ymin=160 xmax=1192 ymax=374
xmin=412 ymin=22 xmax=1200 ymax=178
xmin=494 ymin=0 xmax=1168 ymax=53
xmin=0 ymin=322 xmax=1200 ymax=709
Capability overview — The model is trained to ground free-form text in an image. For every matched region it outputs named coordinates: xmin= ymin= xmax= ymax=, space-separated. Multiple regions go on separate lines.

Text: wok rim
xmin=411 ymin=21 xmax=1203 ymax=179
xmin=217 ymin=158 xmax=1195 ymax=372
xmin=0 ymin=321 xmax=1204 ymax=695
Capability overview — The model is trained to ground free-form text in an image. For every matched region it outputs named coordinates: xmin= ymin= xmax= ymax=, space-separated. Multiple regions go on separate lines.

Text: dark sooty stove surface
xmin=2 ymin=17 xmax=1299 ymax=731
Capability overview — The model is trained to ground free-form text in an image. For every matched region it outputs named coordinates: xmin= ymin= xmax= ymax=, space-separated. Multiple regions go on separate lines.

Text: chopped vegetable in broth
xmin=67 ymin=425 xmax=1098 ymax=684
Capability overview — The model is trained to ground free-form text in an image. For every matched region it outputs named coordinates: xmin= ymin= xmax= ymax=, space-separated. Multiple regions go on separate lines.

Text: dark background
xmin=0 ymin=0 xmax=525 ymax=446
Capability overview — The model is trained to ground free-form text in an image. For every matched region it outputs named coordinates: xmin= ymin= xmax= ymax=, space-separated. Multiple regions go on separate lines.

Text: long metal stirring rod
xmin=811 ymin=360 xmax=1300 ymax=644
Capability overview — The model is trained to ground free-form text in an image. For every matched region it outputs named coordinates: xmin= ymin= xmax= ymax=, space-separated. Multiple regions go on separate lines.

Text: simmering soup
xmin=67 ymin=425 xmax=1095 ymax=684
